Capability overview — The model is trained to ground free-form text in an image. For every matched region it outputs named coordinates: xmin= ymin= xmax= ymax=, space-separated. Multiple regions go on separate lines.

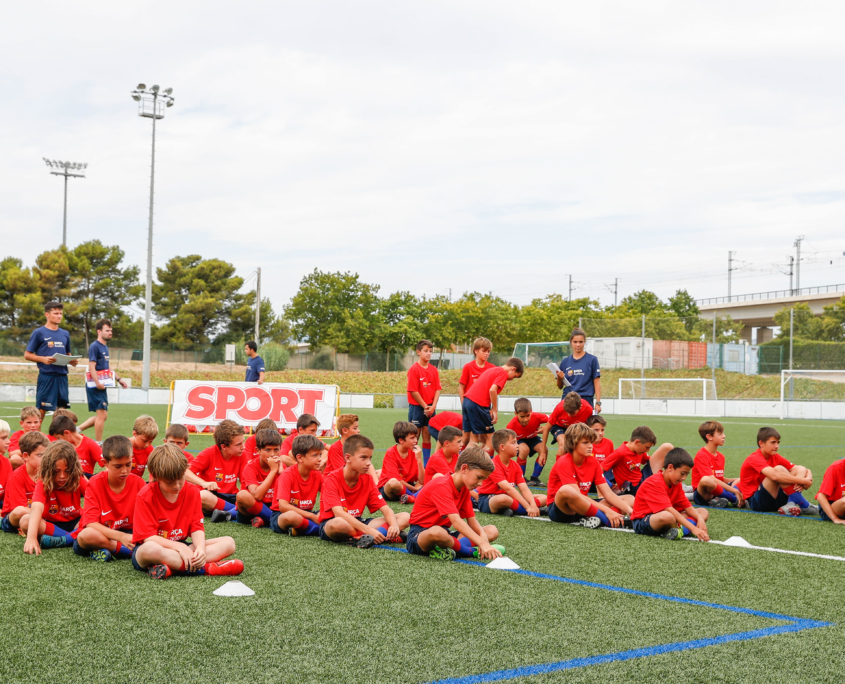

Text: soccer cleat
xmin=90 ymin=549 xmax=113 ymax=562
xmin=501 ymin=509 xmax=515 ymax=518
xmin=527 ymin=477 xmax=545 ymax=488
xmin=802 ymin=504 xmax=820 ymax=516
xmin=429 ymin=545 xmax=456 ymax=561
xmin=778 ymin=503 xmax=801 ymax=516
xmin=205 ymin=559 xmax=244 ymax=576
xmin=250 ymin=516 xmax=266 ymax=528
xmin=709 ymin=497 xmax=731 ymax=508
xmin=210 ymin=509 xmax=232 ymax=523
xmin=660 ymin=527 xmax=683 ymax=540
xmin=538 ymin=506 xmax=549 ymax=516
xmin=355 ymin=534 xmax=376 ymax=549
xmin=577 ymin=516 xmax=602 ymax=529
xmin=399 ymin=493 xmax=415 ymax=505
xmin=147 ymin=564 xmax=172 ymax=579
xmin=40 ymin=534 xmax=72 ymax=549
xmin=622 ymin=516 xmax=634 ymax=529
xmin=398 ymin=530 xmax=408 ymax=543
xmin=491 ymin=543 xmax=506 ymax=555
xmin=682 ymin=484 xmax=694 ymax=493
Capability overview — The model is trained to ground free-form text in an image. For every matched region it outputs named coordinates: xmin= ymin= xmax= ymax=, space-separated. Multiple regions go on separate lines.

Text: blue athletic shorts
xmin=518 ymin=436 xmax=542 ymax=456
xmin=550 ymin=425 xmax=566 ymax=441
xmin=50 ymin=517 xmax=80 ymax=533
xmin=83 ymin=472 xmax=94 ymax=480
xmin=212 ymin=492 xmax=238 ymax=506
xmin=86 ymin=387 xmax=108 ymax=413
xmin=1 ymin=515 xmax=18 ymax=534
xmin=427 ymin=427 xmax=440 ymax=443
xmin=820 ymin=506 xmax=831 ymax=522
xmin=547 ymin=502 xmax=585 ymax=524
xmin=36 ymin=373 xmax=70 ymax=412
xmin=318 ymin=516 xmax=374 ymax=542
xmin=378 ymin=485 xmax=400 ymax=502
xmin=478 ymin=494 xmax=503 ymax=514
xmin=748 ymin=485 xmax=788 ymax=512
xmin=131 ymin=539 xmax=190 ymax=572
xmin=72 ymin=539 xmax=88 ymax=557
xmin=693 ymin=489 xmax=710 ymax=506
xmin=405 ymin=523 xmax=458 ymax=556
xmin=408 ymin=404 xmax=434 ymax=429
xmin=461 ymin=398 xmax=494 ymax=435
xmin=632 ymin=515 xmax=660 ymax=536
xmin=462 ymin=411 xmax=471 ymax=434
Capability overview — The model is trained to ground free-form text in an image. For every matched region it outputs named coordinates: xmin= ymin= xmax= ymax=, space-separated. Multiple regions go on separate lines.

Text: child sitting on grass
xmin=164 ymin=423 xmax=194 ymax=466
xmin=601 ymin=426 xmax=674 ymax=496
xmin=541 ymin=392 xmax=594 ymax=462
xmin=377 ymin=421 xmax=424 ymax=503
xmin=631 ymin=447 xmax=710 ymax=541
xmin=424 ymin=425 xmax=463 ymax=484
xmin=131 ymin=443 xmax=243 ymax=579
xmin=48 ymin=414 xmax=103 ymax=479
xmin=506 ymin=397 xmax=549 ymax=487
xmin=691 ymin=421 xmax=742 ymax=508
xmin=129 ymin=415 xmax=159 ymax=479
xmin=1 ymin=432 xmax=49 ymax=534
xmin=815 ymin=456 xmax=845 ymax=524
xmin=280 ymin=413 xmax=324 ymax=466
xmin=8 ymin=406 xmax=42 ymax=469
xmin=235 ymin=428 xmax=282 ymax=528
xmin=585 ymin=415 xmax=613 ymax=468
xmin=324 ymin=414 xmax=359 ymax=473
xmin=73 ymin=435 xmax=145 ymax=562
xmin=22 ymin=441 xmax=88 ymax=553
xmin=271 ymin=434 xmax=324 ymax=536
xmin=476 ymin=428 xmax=546 ymax=517
xmin=191 ymin=420 xmax=245 ymax=522
xmin=318 ymin=435 xmax=409 ymax=549
xmin=0 ymin=421 xmax=10 ymax=508
xmin=241 ymin=418 xmax=279 ymax=460
xmin=407 ymin=445 xmax=504 ymax=561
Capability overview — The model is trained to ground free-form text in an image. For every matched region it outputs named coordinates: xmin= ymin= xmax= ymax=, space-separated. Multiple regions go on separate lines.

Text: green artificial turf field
xmin=1 ymin=402 xmax=844 ymax=683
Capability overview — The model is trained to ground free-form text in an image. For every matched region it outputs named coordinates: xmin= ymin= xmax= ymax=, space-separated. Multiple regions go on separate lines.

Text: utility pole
xmin=613 ymin=278 xmax=619 ymax=307
xmin=254 ymin=267 xmax=261 ymax=342
xmin=566 ymin=275 xmax=572 ymax=301
xmin=794 ymin=235 xmax=804 ymax=292
xmin=788 ymin=255 xmax=794 ymax=294
xmin=728 ymin=251 xmax=736 ymax=299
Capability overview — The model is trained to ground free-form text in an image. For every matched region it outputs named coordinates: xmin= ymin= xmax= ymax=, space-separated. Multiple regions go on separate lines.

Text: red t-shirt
xmin=459 ymin=361 xmax=495 ymax=394
xmin=428 ymin=411 xmax=463 ymax=432
xmin=424 ymin=449 xmax=458 ymax=484
xmin=190 ymin=446 xmax=244 ymax=495
xmin=692 ymin=448 xmax=726 ymax=488
xmin=132 ymin=481 xmax=204 ymax=543
xmin=409 ymin=473 xmax=474 ymax=528
xmin=131 ymin=443 xmax=154 ymax=479
xmin=32 ymin=477 xmax=87 ymax=522
xmin=464 ymin=367 xmax=510 ymax=407
xmin=74 ymin=435 xmax=104 ymax=475
xmin=78 ymin=471 xmax=145 ymax=532
xmin=506 ymin=413 xmax=549 ymax=440
xmin=240 ymin=457 xmax=276 ymax=506
xmin=280 ymin=429 xmax=299 ymax=457
xmin=9 ymin=429 xmax=29 ymax=454
xmin=477 ymin=455 xmax=525 ymax=496
xmin=318 ymin=468 xmax=385 ymax=522
xmin=548 ymin=399 xmax=593 ymax=429
xmin=547 ymin=453 xmax=606 ymax=502
xmin=407 ymin=362 xmax=441 ymax=406
xmin=273 ymin=466 xmax=323 ymax=512
xmin=817 ymin=459 xmax=845 ymax=503
xmin=592 ymin=438 xmax=615 ymax=467
xmin=1 ymin=466 xmax=37 ymax=516
xmin=325 ymin=440 xmax=346 ymax=473
xmin=632 ymin=472 xmax=691 ymax=519
xmin=602 ymin=442 xmax=650 ymax=486
xmin=241 ymin=434 xmax=259 ymax=460
xmin=738 ymin=450 xmax=794 ymax=499
xmin=377 ymin=445 xmax=420 ymax=488
xmin=0 ymin=457 xmax=12 ymax=504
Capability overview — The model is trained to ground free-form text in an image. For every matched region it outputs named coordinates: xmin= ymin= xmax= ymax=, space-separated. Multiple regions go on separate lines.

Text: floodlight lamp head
xmin=151 ymin=85 xmax=159 ymax=93
xmin=137 ymin=83 xmax=146 ymax=90
xmin=163 ymin=87 xmax=172 ymax=95
xmin=132 ymin=93 xmax=141 ymax=101
xmin=166 ymin=99 xmax=174 ymax=107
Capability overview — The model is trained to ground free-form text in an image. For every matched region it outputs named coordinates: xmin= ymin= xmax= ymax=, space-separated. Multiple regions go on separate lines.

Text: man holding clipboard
xmin=79 ymin=318 xmax=128 ymax=442
xmin=24 ymin=301 xmax=81 ymax=419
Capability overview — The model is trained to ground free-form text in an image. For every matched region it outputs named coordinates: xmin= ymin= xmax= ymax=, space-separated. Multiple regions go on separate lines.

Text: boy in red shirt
xmin=235 ymin=428 xmax=282 ymax=528
xmin=585 ymin=415 xmax=613 ymax=468
xmin=72 ymin=435 xmax=145 ymax=562
xmin=377 ymin=421 xmax=424 ymax=503
xmin=691 ymin=420 xmax=742 ymax=509
xmin=462 ymin=357 xmax=525 ymax=454
xmin=407 ymin=445 xmax=504 ymax=561
xmin=240 ymin=418 xmax=279 ymax=460
xmin=1 ymin=432 xmax=49 ymax=534
xmin=164 ymin=423 xmax=195 ymax=466
xmin=458 ymin=337 xmax=494 ymax=447
xmin=632 ymin=448 xmax=709 ymax=540
xmin=8 ymin=406 xmax=42 ymax=469
xmin=324 ymin=414 xmax=359 ymax=474
xmin=48 ymin=414 xmax=103 ymax=479
xmin=131 ymin=443 xmax=243 ymax=579
xmin=738 ymin=427 xmax=816 ymax=515
xmin=424 ymin=425 xmax=463 ymax=484
xmin=191 ymin=419 xmax=246 ymax=522
xmin=318 ymin=434 xmax=409 ymax=548
xmin=427 ymin=411 xmax=463 ymax=445
xmin=272 ymin=434 xmax=325 ymax=536
xmin=280 ymin=413 xmax=325 ymax=466
xmin=816 ymin=457 xmax=845 ymax=523
xmin=601 ymin=426 xmax=674 ymax=496
xmin=547 ymin=424 xmax=632 ymax=528
xmin=506 ymin=397 xmax=549 ymax=487
xmin=129 ymin=415 xmax=159 ymax=479
xmin=477 ymin=429 xmax=546 ymax=517
xmin=541 ymin=392 xmax=594 ymax=462
xmin=407 ymin=339 xmax=442 ymax=465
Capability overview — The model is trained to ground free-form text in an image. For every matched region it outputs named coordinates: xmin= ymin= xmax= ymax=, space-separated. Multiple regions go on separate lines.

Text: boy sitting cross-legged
xmin=72 ymin=435 xmax=145 ymax=562
xmin=691 ymin=421 xmax=742 ymax=508
xmin=631 ymin=447 xmax=710 ymax=541
xmin=738 ymin=427 xmax=817 ymax=516
xmin=131 ymin=443 xmax=243 ymax=579
xmin=585 ymin=415 xmax=613 ymax=468
xmin=547 ymin=423 xmax=633 ymax=529
xmin=235 ymin=428 xmax=282 ymax=528
xmin=190 ymin=419 xmax=246 ymax=522
xmin=324 ymin=414 xmax=360 ymax=474
xmin=280 ymin=413 xmax=325 ymax=465
xmin=601 ymin=426 xmax=674 ymax=496
xmin=541 ymin=392 xmax=594 ymax=462
xmin=318 ymin=434 xmax=410 ymax=549
xmin=476 ymin=428 xmax=547 ymax=517
xmin=241 ymin=419 xmax=279 ymax=460
xmin=815 ymin=456 xmax=845 ymax=524
xmin=164 ymin=423 xmax=194 ymax=466
xmin=377 ymin=421 xmax=424 ymax=503
xmin=424 ymin=425 xmax=463 ymax=484
xmin=8 ymin=406 xmax=42 ymax=469
xmin=48 ymin=414 xmax=103 ymax=480
xmin=271 ymin=434 xmax=324 ymax=536
xmin=506 ymin=397 xmax=549 ymax=488
xmin=406 ymin=445 xmax=504 ymax=561
xmin=129 ymin=415 xmax=159 ymax=479
xmin=1 ymin=432 xmax=49 ymax=534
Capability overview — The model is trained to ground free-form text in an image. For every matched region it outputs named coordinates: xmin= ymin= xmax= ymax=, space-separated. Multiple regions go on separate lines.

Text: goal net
xmin=512 ymin=342 xmax=570 ymax=368
xmin=618 ymin=377 xmax=718 ymax=402
xmin=780 ymin=370 xmax=845 ymax=419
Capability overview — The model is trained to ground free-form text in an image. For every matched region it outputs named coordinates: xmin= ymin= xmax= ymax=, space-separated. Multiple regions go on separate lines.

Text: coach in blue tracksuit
xmin=556 ymin=327 xmax=602 ymax=413
xmin=24 ymin=301 xmax=78 ymax=419
xmin=244 ymin=340 xmax=265 ymax=384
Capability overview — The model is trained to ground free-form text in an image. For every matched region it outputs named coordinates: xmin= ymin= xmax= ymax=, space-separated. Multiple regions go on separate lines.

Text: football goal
xmin=780 ymin=370 xmax=845 ymax=419
xmin=618 ymin=377 xmax=718 ymax=402
xmin=512 ymin=342 xmax=570 ymax=368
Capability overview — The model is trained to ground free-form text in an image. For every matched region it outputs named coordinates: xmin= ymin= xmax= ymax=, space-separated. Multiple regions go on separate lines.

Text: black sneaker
xmin=355 ymin=534 xmax=376 ymax=549
xmin=622 ymin=516 xmax=633 ymax=529
xmin=527 ymin=477 xmax=545 ymax=488
xmin=210 ymin=509 xmax=232 ymax=523
xmin=399 ymin=530 xmax=408 ymax=543
xmin=501 ymin=509 xmax=514 ymax=517
xmin=538 ymin=506 xmax=549 ymax=516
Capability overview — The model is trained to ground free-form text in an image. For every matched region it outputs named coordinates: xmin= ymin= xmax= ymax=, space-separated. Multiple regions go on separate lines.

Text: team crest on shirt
xmin=215 ymin=472 xmax=224 ymax=482
xmin=567 ymin=369 xmax=573 ymax=376
xmin=49 ymin=503 xmax=59 ymax=515
xmin=47 ymin=341 xmax=54 ymax=348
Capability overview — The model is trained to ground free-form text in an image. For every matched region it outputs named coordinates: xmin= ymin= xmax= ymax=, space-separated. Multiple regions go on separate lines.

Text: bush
xmin=310 ymin=347 xmax=335 ymax=370
xmin=234 ymin=341 xmax=290 ymax=371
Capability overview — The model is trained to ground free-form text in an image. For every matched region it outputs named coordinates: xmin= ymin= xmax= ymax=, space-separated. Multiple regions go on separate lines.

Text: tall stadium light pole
xmin=131 ymin=84 xmax=175 ymax=390
xmin=43 ymin=159 xmax=87 ymax=247
xmin=254 ymin=267 xmax=261 ymax=342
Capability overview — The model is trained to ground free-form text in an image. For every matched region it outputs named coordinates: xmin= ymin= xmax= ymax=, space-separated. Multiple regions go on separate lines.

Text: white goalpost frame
xmin=617 ymin=377 xmax=717 ymax=404
xmin=779 ymin=369 xmax=845 ymax=420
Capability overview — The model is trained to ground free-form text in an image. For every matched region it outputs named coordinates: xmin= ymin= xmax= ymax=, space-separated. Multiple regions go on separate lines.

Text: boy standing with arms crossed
xmin=458 ymin=337 xmax=494 ymax=447
xmin=407 ymin=339 xmax=441 ymax=465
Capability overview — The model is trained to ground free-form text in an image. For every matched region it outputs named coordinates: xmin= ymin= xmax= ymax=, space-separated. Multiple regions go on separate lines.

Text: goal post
xmin=617 ymin=377 xmax=718 ymax=403
xmin=780 ymin=370 xmax=845 ymax=419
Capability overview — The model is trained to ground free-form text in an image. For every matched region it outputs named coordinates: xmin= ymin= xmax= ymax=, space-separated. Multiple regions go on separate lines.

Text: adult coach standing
xmin=556 ymin=328 xmax=602 ymax=413
xmin=24 ymin=301 xmax=78 ymax=419
xmin=79 ymin=319 xmax=128 ymax=443
xmin=244 ymin=341 xmax=265 ymax=384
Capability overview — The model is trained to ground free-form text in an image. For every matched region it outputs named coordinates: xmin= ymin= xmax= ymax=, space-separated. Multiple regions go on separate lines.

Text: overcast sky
xmin=2 ymin=2 xmax=844 ymax=318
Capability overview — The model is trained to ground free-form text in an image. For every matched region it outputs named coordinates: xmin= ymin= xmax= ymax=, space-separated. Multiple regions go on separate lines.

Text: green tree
xmin=774 ymin=303 xmax=822 ymax=340
xmin=618 ymin=290 xmax=666 ymax=316
xmin=0 ymin=258 xmax=42 ymax=341
xmin=517 ymin=295 xmax=599 ymax=342
xmin=375 ymin=291 xmax=423 ymax=369
xmin=447 ymin=292 xmax=520 ymax=350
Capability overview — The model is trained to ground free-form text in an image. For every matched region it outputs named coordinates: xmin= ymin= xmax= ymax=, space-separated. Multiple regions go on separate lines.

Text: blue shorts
xmin=270 ymin=510 xmax=284 ymax=533
xmin=1 ymin=515 xmax=18 ymax=534
xmin=50 ymin=517 xmax=80 ymax=533
xmin=86 ymin=387 xmax=108 ymax=413
xmin=427 ymin=427 xmax=440 ymax=443
xmin=550 ymin=425 xmax=566 ymax=441
xmin=378 ymin=485 xmax=401 ymax=502
xmin=632 ymin=515 xmax=660 ymax=535
xmin=462 ymin=412 xmax=472 ymax=434
xmin=547 ymin=502 xmax=584 ymax=524
xmin=405 ymin=523 xmax=458 ymax=556
xmin=462 ymin=398 xmax=494 ymax=435
xmin=131 ymin=539 xmax=190 ymax=572
xmin=693 ymin=490 xmax=710 ymax=506
xmin=518 ymin=436 xmax=542 ymax=456
xmin=477 ymin=494 xmax=504 ymax=514
xmin=748 ymin=485 xmax=788 ymax=512
xmin=408 ymin=404 xmax=434 ymax=429
xmin=83 ymin=472 xmax=94 ymax=480
xmin=36 ymin=373 xmax=70 ymax=412
xmin=212 ymin=492 xmax=238 ymax=506
xmin=820 ymin=506 xmax=831 ymax=522
xmin=318 ymin=516 xmax=374 ymax=542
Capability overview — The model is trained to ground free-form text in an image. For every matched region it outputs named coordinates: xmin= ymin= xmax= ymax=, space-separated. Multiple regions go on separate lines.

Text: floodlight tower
xmin=130 ymin=83 xmax=175 ymax=390
xmin=43 ymin=158 xmax=87 ymax=247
